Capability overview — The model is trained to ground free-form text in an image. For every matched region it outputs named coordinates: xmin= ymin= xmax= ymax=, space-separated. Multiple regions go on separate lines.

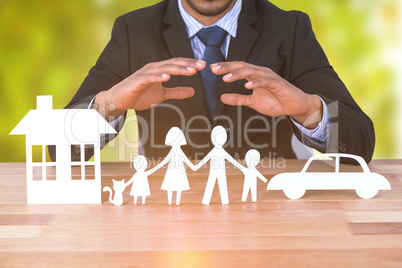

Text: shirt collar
xmin=178 ymin=0 xmax=242 ymax=38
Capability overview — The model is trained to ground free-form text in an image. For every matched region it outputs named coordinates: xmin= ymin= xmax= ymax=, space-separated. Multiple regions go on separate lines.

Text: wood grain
xmin=350 ymin=222 xmax=402 ymax=235
xmin=0 ymin=160 xmax=401 ymax=267
xmin=1 ymin=249 xmax=400 ymax=268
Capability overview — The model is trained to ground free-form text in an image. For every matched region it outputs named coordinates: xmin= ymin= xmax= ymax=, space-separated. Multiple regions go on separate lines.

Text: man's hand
xmin=211 ymin=61 xmax=323 ymax=129
xmin=94 ymin=58 xmax=206 ymax=121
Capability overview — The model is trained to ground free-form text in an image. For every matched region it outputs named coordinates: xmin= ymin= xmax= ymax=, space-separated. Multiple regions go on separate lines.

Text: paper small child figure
xmin=125 ymin=155 xmax=160 ymax=205
xmin=195 ymin=125 xmax=245 ymax=206
xmin=155 ymin=127 xmax=196 ymax=205
xmin=241 ymin=149 xmax=268 ymax=202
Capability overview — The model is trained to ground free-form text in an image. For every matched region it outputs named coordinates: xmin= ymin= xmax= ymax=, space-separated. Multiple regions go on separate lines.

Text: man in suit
xmin=64 ymin=0 xmax=375 ymax=163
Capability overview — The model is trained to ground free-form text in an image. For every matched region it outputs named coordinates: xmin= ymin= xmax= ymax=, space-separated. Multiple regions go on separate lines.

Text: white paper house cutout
xmin=10 ymin=96 xmax=117 ymax=204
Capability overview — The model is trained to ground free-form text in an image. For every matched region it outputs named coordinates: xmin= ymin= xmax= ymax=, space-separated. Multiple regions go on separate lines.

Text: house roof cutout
xmin=10 ymin=95 xmax=117 ymax=204
xmin=10 ymin=96 xmax=117 ymax=145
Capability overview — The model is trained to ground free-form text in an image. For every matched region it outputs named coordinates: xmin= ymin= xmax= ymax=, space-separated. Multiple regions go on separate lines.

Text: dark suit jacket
xmin=64 ymin=0 xmax=375 ymax=163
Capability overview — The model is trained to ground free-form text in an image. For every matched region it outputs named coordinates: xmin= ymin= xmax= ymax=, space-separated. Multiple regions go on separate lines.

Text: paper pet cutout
xmin=12 ymin=97 xmax=389 ymax=206
xmin=195 ymin=126 xmax=245 ymax=206
xmin=10 ymin=95 xmax=116 ymax=204
xmin=267 ymin=153 xmax=391 ymax=199
xmin=103 ymin=179 xmax=126 ymax=206
xmin=241 ymin=149 xmax=268 ymax=202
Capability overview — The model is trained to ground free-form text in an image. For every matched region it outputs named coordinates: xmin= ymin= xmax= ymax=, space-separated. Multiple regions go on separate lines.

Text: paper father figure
xmin=195 ymin=126 xmax=245 ymax=205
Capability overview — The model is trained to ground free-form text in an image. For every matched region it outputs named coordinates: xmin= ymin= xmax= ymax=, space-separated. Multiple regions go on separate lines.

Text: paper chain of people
xmin=103 ymin=125 xmax=268 ymax=206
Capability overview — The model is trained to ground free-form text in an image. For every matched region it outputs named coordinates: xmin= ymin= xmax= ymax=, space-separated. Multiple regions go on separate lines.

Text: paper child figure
xmin=103 ymin=179 xmax=126 ymax=206
xmin=195 ymin=125 xmax=245 ymax=205
xmin=156 ymin=127 xmax=196 ymax=205
xmin=125 ymin=155 xmax=161 ymax=205
xmin=241 ymin=149 xmax=268 ymax=202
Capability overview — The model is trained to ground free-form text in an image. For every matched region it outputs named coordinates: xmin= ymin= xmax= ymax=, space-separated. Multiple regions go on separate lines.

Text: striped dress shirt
xmin=177 ymin=0 xmax=242 ymax=60
xmin=177 ymin=0 xmax=329 ymax=143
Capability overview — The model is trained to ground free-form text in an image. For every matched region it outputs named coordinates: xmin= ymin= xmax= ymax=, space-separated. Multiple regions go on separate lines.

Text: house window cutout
xmin=84 ymin=144 xmax=95 ymax=162
xmin=33 ymin=166 xmax=42 ymax=181
xmin=85 ymin=165 xmax=95 ymax=180
xmin=71 ymin=165 xmax=82 ymax=180
xmin=71 ymin=144 xmax=81 ymax=162
xmin=32 ymin=145 xmax=43 ymax=163
xmin=70 ymin=144 xmax=96 ymax=180
xmin=71 ymin=164 xmax=96 ymax=180
xmin=10 ymin=95 xmax=117 ymax=204
xmin=46 ymin=145 xmax=55 ymax=162
xmin=31 ymin=144 xmax=56 ymax=181
xmin=46 ymin=166 xmax=56 ymax=181
xmin=71 ymin=144 xmax=95 ymax=162
xmin=47 ymin=145 xmax=56 ymax=162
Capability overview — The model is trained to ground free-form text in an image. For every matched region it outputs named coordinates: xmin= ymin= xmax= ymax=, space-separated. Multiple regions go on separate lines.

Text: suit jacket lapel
xmin=214 ymin=0 xmax=260 ymax=118
xmin=163 ymin=0 xmax=208 ymax=117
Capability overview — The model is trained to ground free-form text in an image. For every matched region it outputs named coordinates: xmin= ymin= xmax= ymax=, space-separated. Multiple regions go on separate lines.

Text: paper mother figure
xmin=154 ymin=127 xmax=196 ymax=205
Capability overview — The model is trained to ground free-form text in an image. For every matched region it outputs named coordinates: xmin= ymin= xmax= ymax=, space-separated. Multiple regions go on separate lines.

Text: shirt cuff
xmin=88 ymin=96 xmax=124 ymax=129
xmin=87 ymin=96 xmax=96 ymax=109
xmin=290 ymin=97 xmax=329 ymax=142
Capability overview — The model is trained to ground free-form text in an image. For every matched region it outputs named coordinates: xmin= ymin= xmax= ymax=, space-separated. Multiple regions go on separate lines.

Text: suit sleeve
xmin=289 ymin=12 xmax=375 ymax=163
xmin=49 ymin=16 xmax=132 ymax=161
xmin=67 ymin=16 xmax=132 ymax=108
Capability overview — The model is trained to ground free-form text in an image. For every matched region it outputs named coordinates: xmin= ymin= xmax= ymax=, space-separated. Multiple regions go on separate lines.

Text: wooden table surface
xmin=1 ymin=159 xmax=402 ymax=267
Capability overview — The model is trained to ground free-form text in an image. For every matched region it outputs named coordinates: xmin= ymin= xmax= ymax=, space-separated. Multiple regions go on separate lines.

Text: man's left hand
xmin=211 ymin=61 xmax=323 ymax=129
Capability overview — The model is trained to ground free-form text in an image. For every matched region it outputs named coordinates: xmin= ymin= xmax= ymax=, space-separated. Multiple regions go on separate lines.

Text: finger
xmin=210 ymin=61 xmax=251 ymax=75
xmin=163 ymin=87 xmax=195 ymax=101
xmin=245 ymin=77 xmax=281 ymax=91
xmin=211 ymin=62 xmax=276 ymax=82
xmin=134 ymin=73 xmax=171 ymax=87
xmin=149 ymin=58 xmax=206 ymax=71
xmin=224 ymin=67 xmax=278 ymax=84
xmin=221 ymin=67 xmax=263 ymax=83
xmin=134 ymin=64 xmax=197 ymax=87
xmin=221 ymin=93 xmax=253 ymax=108
xmin=151 ymin=63 xmax=202 ymax=76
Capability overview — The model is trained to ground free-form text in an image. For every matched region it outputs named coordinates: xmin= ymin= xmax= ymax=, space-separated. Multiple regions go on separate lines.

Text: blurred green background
xmin=1 ymin=0 xmax=401 ymax=162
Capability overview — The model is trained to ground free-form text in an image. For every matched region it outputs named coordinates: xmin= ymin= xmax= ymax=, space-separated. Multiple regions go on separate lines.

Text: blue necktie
xmin=196 ymin=26 xmax=227 ymax=118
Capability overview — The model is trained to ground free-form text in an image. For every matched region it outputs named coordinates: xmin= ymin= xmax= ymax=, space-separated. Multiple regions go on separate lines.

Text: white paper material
xmin=152 ymin=127 xmax=196 ymax=205
xmin=241 ymin=149 xmax=268 ymax=202
xmin=267 ymin=153 xmax=391 ymax=199
xmin=12 ymin=98 xmax=388 ymax=205
xmin=103 ymin=179 xmax=126 ymax=206
xmin=195 ymin=126 xmax=245 ymax=205
xmin=125 ymin=155 xmax=160 ymax=205
xmin=10 ymin=95 xmax=116 ymax=204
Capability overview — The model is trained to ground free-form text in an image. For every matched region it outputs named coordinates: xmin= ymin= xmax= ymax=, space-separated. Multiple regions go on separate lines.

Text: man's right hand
xmin=94 ymin=58 xmax=206 ymax=121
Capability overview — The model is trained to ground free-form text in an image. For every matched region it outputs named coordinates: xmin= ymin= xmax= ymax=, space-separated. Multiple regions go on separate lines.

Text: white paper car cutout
xmin=267 ymin=153 xmax=391 ymax=199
